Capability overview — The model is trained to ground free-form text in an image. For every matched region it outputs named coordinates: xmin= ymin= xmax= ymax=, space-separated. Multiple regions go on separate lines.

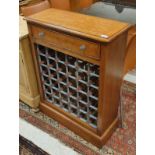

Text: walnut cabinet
xmin=26 ymin=9 xmax=130 ymax=147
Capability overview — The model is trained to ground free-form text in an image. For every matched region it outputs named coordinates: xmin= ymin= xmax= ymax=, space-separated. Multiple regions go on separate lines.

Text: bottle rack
xmin=36 ymin=44 xmax=99 ymax=128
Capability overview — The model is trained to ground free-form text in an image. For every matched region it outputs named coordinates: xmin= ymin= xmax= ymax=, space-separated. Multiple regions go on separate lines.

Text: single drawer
xmin=31 ymin=25 xmax=100 ymax=60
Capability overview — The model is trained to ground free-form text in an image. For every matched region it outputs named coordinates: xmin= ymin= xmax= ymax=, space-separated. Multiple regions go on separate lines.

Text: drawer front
xmin=31 ymin=25 xmax=100 ymax=60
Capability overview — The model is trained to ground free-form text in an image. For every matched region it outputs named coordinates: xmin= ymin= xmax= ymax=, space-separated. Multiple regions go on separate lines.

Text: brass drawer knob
xmin=80 ymin=45 xmax=86 ymax=51
xmin=38 ymin=32 xmax=45 ymax=37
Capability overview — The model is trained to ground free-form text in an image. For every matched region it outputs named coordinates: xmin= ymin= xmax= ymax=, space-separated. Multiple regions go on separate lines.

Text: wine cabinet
xmin=26 ymin=8 xmax=130 ymax=147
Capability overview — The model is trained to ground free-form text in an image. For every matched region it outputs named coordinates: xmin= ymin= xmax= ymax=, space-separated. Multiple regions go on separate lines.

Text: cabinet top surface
xmin=26 ymin=8 xmax=131 ymax=42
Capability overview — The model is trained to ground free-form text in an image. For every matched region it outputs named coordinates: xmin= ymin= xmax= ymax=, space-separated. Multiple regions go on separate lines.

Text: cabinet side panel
xmin=21 ymin=37 xmax=39 ymax=97
xmin=98 ymin=32 xmax=128 ymax=133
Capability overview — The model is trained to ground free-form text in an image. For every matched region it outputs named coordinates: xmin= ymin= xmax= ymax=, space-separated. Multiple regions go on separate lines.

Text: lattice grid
xmin=36 ymin=44 xmax=99 ymax=128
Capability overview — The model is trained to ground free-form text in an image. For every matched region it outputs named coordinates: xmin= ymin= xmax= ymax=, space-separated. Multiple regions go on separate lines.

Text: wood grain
xmin=70 ymin=0 xmax=94 ymax=10
xmin=21 ymin=0 xmax=50 ymax=16
xmin=49 ymin=0 xmax=70 ymax=10
xmin=31 ymin=24 xmax=101 ymax=60
xmin=49 ymin=0 xmax=95 ymax=11
xmin=123 ymin=26 xmax=136 ymax=75
xmin=26 ymin=8 xmax=131 ymax=42
xmin=98 ymin=32 xmax=128 ymax=134
xmin=19 ymin=16 xmax=40 ymax=108
xmin=26 ymin=9 xmax=130 ymax=147
xmin=19 ymin=16 xmax=28 ymax=40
